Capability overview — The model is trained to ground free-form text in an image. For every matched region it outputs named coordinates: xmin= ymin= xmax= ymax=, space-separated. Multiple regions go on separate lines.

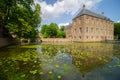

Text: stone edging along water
xmin=41 ymin=38 xmax=120 ymax=43
xmin=41 ymin=38 xmax=71 ymax=42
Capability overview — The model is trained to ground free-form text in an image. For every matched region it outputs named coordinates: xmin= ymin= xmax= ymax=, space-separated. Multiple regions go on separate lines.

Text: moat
xmin=0 ymin=42 xmax=120 ymax=80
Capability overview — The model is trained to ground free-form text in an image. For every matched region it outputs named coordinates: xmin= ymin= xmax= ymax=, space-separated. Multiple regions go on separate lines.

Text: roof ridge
xmin=73 ymin=8 xmax=112 ymax=21
xmin=85 ymin=9 xmax=104 ymax=17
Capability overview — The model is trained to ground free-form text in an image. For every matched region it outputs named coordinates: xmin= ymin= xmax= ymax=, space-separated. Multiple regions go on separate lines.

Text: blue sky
xmin=35 ymin=0 xmax=120 ymax=26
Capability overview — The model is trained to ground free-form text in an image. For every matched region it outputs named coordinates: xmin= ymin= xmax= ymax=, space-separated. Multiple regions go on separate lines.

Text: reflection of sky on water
xmin=36 ymin=44 xmax=120 ymax=80
xmin=81 ymin=57 xmax=120 ymax=80
xmin=37 ymin=47 xmax=83 ymax=80
xmin=98 ymin=57 xmax=120 ymax=80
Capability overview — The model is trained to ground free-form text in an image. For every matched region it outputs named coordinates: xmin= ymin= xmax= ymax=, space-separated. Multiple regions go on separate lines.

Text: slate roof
xmin=74 ymin=6 xmax=112 ymax=21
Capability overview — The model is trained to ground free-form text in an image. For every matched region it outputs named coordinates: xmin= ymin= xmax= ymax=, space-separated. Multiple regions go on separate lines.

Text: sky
xmin=35 ymin=0 xmax=120 ymax=27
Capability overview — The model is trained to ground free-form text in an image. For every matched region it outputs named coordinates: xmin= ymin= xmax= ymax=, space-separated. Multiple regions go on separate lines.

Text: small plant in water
xmin=57 ymin=75 xmax=61 ymax=79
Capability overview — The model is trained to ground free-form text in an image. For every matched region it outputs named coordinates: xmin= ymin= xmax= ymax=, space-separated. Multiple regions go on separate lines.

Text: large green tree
xmin=57 ymin=26 xmax=66 ymax=38
xmin=41 ymin=23 xmax=59 ymax=38
xmin=114 ymin=23 xmax=120 ymax=39
xmin=0 ymin=0 xmax=41 ymax=38
xmin=41 ymin=24 xmax=48 ymax=38
xmin=57 ymin=31 xmax=66 ymax=38
xmin=60 ymin=26 xmax=65 ymax=31
xmin=49 ymin=23 xmax=59 ymax=37
xmin=41 ymin=23 xmax=66 ymax=38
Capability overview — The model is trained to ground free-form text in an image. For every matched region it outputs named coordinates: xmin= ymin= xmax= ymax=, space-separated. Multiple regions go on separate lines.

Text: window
xmin=80 ymin=27 xmax=82 ymax=33
xmin=87 ymin=16 xmax=89 ymax=19
xmin=86 ymin=27 xmax=88 ymax=32
xmin=91 ymin=36 xmax=93 ymax=39
xmin=79 ymin=19 xmax=82 ymax=23
xmin=96 ymin=28 xmax=98 ymax=33
xmin=91 ymin=28 xmax=93 ymax=33
xmin=74 ymin=29 xmax=76 ymax=33
xmin=96 ymin=28 xmax=98 ymax=31
xmin=96 ymin=36 xmax=98 ymax=38
xmin=86 ymin=36 xmax=88 ymax=39
xmin=91 ymin=17 xmax=93 ymax=20
xmin=79 ymin=36 xmax=81 ymax=39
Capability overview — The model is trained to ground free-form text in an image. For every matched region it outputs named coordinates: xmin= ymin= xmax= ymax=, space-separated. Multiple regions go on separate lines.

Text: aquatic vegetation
xmin=48 ymin=71 xmax=53 ymax=74
xmin=0 ymin=46 xmax=42 ymax=80
xmin=39 ymin=71 xmax=44 ymax=75
xmin=0 ymin=43 xmax=120 ymax=80
xmin=57 ymin=75 xmax=62 ymax=79
xmin=55 ymin=64 xmax=60 ymax=68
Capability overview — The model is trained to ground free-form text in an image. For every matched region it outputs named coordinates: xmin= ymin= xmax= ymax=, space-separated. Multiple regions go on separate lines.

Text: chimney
xmin=83 ymin=4 xmax=85 ymax=9
xmin=101 ymin=12 xmax=104 ymax=15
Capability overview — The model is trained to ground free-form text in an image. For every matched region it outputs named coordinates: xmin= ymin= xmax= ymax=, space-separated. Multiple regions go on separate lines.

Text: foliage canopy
xmin=41 ymin=23 xmax=66 ymax=38
xmin=0 ymin=0 xmax=41 ymax=38
xmin=114 ymin=23 xmax=120 ymax=39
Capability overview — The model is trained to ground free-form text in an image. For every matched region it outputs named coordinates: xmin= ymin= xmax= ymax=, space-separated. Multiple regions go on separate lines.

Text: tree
xmin=41 ymin=24 xmax=48 ymax=38
xmin=57 ymin=31 xmax=66 ymax=38
xmin=41 ymin=23 xmax=59 ymax=38
xmin=41 ymin=23 xmax=66 ymax=38
xmin=49 ymin=23 xmax=59 ymax=37
xmin=114 ymin=23 xmax=120 ymax=39
xmin=0 ymin=0 xmax=41 ymax=39
xmin=57 ymin=26 xmax=66 ymax=38
xmin=60 ymin=26 xmax=65 ymax=31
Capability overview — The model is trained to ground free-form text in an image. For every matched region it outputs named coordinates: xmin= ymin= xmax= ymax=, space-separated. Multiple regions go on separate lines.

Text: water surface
xmin=0 ymin=42 xmax=120 ymax=80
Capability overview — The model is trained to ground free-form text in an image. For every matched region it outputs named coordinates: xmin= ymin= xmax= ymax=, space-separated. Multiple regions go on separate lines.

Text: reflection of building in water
xmin=71 ymin=43 xmax=113 ymax=76
xmin=65 ymin=5 xmax=114 ymax=42
xmin=77 ymin=43 xmax=113 ymax=54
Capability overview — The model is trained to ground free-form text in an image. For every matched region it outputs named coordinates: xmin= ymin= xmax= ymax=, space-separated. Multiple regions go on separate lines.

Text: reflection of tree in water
xmin=0 ymin=43 xmax=120 ymax=80
xmin=40 ymin=43 xmax=115 ymax=77
xmin=72 ymin=52 xmax=113 ymax=76
xmin=113 ymin=43 xmax=120 ymax=59
xmin=39 ymin=43 xmax=113 ymax=75
xmin=68 ymin=43 xmax=114 ymax=76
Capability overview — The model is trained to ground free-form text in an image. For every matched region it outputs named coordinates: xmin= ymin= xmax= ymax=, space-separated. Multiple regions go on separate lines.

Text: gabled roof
xmin=73 ymin=5 xmax=112 ymax=21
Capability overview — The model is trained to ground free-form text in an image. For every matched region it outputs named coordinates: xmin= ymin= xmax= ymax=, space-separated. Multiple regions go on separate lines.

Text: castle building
xmin=65 ymin=5 xmax=114 ymax=42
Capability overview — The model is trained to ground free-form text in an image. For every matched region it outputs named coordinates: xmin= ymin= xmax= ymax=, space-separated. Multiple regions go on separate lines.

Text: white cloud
xmin=58 ymin=22 xmax=70 ymax=27
xmin=117 ymin=19 xmax=120 ymax=23
xmin=35 ymin=0 xmax=102 ymax=20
